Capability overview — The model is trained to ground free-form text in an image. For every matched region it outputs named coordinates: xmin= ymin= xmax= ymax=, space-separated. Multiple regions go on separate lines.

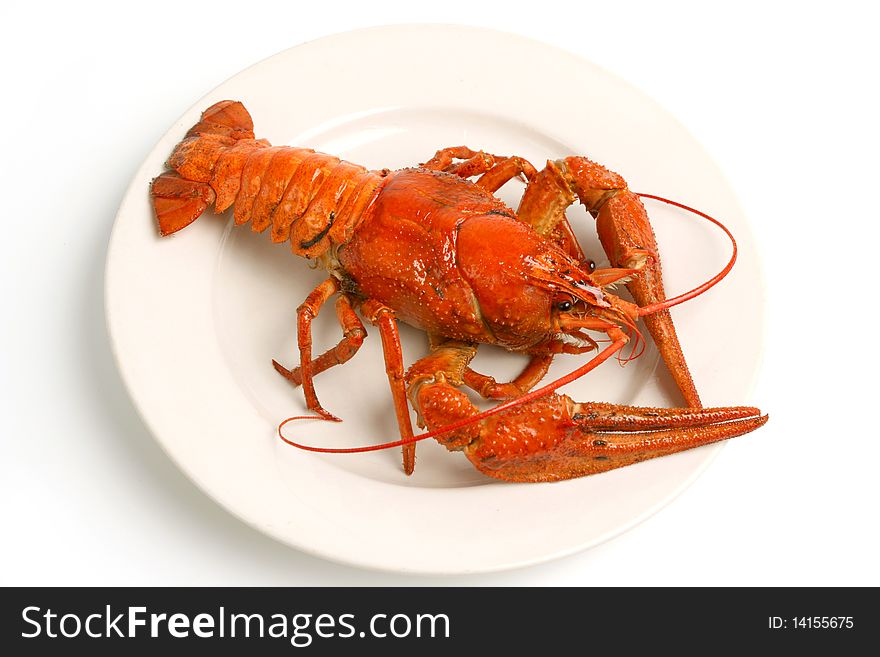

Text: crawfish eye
xmin=585 ymin=259 xmax=596 ymax=273
xmin=557 ymin=301 xmax=573 ymax=312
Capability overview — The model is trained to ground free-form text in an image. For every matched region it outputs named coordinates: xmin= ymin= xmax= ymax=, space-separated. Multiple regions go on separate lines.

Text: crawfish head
xmin=455 ymin=214 xmax=640 ymax=352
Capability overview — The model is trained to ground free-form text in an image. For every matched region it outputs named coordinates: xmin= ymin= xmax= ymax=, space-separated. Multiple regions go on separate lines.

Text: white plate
xmin=105 ymin=25 xmax=764 ymax=574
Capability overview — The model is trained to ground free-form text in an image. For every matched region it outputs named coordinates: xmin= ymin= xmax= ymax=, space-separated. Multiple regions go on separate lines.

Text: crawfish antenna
xmin=634 ymin=193 xmax=738 ymax=316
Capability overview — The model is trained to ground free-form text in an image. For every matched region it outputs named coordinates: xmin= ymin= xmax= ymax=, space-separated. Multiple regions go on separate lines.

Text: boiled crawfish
xmin=151 ymin=100 xmax=766 ymax=482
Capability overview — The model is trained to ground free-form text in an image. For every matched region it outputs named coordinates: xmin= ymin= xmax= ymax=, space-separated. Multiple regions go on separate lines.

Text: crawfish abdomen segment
xmin=154 ymin=101 xmax=384 ymax=259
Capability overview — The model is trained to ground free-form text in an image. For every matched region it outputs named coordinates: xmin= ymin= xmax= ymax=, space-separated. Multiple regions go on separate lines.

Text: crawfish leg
xmin=421 ymin=146 xmax=486 ymax=172
xmin=289 ymin=277 xmax=342 ymax=421
xmin=462 ymin=353 xmax=553 ymax=400
xmin=273 ymin=293 xmax=366 ymax=385
xmin=421 ymin=146 xmax=504 ymax=181
xmin=421 ymin=146 xmax=539 ymax=190
xmin=450 ymin=152 xmax=537 ymax=185
xmin=475 ymin=156 xmax=538 ymax=192
xmin=518 ymin=157 xmax=701 ymax=408
xmin=360 ymin=299 xmax=418 ymax=475
xmin=461 ymin=326 xmax=607 ymax=400
xmin=425 ymin=333 xmax=551 ymax=402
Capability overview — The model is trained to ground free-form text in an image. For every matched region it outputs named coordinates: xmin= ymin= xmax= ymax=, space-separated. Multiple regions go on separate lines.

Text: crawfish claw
xmin=557 ymin=156 xmax=702 ymax=408
xmin=416 ymin=381 xmax=766 ymax=483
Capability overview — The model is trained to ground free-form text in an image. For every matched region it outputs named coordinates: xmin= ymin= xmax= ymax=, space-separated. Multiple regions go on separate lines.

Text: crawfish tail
xmin=151 ymin=101 xmax=384 ymax=258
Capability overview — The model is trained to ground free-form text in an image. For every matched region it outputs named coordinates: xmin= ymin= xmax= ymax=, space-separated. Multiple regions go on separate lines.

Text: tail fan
xmin=150 ymin=172 xmax=216 ymax=236
xmin=151 ymin=101 xmax=255 ymax=235
xmin=185 ymin=100 xmax=255 ymax=139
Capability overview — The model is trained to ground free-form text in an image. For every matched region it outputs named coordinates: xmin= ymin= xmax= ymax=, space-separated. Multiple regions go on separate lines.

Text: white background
xmin=2 ymin=0 xmax=877 ymax=585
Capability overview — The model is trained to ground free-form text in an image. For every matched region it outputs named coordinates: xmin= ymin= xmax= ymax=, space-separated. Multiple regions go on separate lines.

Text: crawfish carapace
xmin=152 ymin=100 xmax=766 ymax=482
